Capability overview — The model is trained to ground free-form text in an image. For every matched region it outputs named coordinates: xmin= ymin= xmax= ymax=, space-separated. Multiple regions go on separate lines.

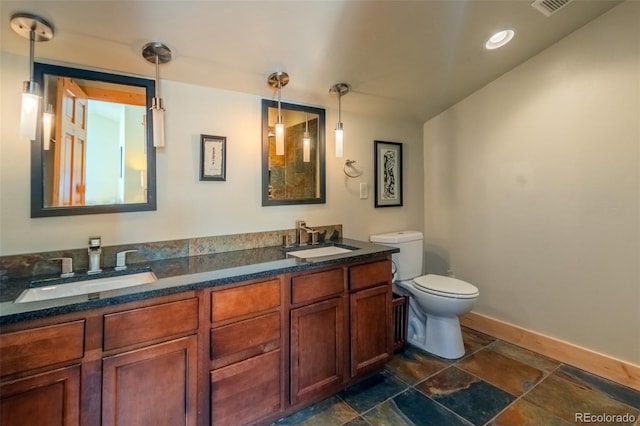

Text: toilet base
xmin=406 ymin=303 xmax=466 ymax=359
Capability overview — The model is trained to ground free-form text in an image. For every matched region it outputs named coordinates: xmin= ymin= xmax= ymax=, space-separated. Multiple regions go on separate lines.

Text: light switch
xmin=359 ymin=183 xmax=369 ymax=199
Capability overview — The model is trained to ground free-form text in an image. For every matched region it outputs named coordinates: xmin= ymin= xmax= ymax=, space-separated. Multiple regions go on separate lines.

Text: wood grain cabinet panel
xmin=0 ymin=320 xmax=84 ymax=377
xmin=290 ymin=296 xmax=345 ymax=405
xmin=211 ymin=350 xmax=281 ymax=426
xmin=0 ymin=365 xmax=80 ymax=426
xmin=349 ymin=259 xmax=392 ymax=291
xmin=211 ymin=311 xmax=280 ymax=369
xmin=291 ymin=268 xmax=344 ymax=304
xmin=102 ymin=335 xmax=198 ymax=426
xmin=0 ymin=257 xmax=393 ymax=426
xmin=212 ymin=279 xmax=281 ymax=323
xmin=350 ymin=285 xmax=393 ymax=377
xmin=103 ymin=297 xmax=198 ymax=351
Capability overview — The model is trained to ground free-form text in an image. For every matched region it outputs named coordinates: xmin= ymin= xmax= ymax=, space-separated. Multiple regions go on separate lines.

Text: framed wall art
xmin=374 ymin=140 xmax=403 ymax=207
xmin=200 ymin=134 xmax=226 ymax=181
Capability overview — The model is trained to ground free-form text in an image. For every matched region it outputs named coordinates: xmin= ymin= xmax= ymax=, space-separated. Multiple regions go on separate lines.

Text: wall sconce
xmin=302 ymin=112 xmax=311 ymax=163
xmin=142 ymin=42 xmax=172 ymax=148
xmin=330 ymin=83 xmax=350 ymax=158
xmin=267 ymin=71 xmax=289 ymax=156
xmin=10 ymin=13 xmax=54 ymax=141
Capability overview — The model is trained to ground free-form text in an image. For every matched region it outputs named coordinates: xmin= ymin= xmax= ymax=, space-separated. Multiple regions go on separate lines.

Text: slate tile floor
xmin=273 ymin=327 xmax=640 ymax=425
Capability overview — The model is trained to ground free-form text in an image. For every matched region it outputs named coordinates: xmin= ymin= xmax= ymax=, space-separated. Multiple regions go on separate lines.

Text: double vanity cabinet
xmin=0 ymin=255 xmax=393 ymax=426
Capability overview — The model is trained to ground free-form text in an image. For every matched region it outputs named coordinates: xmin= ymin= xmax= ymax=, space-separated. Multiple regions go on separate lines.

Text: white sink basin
xmin=15 ymin=271 xmax=158 ymax=304
xmin=287 ymin=246 xmax=353 ymax=259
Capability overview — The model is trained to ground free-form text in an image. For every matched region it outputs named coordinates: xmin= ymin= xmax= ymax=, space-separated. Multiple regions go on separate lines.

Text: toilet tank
xmin=370 ymin=231 xmax=423 ymax=281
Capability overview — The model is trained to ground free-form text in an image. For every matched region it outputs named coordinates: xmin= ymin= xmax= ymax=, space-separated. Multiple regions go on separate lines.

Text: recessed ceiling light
xmin=485 ymin=29 xmax=515 ymax=50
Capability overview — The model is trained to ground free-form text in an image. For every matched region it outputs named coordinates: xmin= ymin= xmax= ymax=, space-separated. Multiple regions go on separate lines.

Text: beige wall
xmin=424 ymin=2 xmax=639 ymax=364
xmin=0 ymin=52 xmax=423 ymax=255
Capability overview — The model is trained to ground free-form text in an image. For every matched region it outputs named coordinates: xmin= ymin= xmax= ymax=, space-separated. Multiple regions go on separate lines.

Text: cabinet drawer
xmin=211 ymin=349 xmax=281 ymax=426
xmin=0 ymin=320 xmax=85 ymax=377
xmin=349 ymin=259 xmax=392 ymax=291
xmin=212 ymin=279 xmax=280 ymax=323
xmin=291 ymin=268 xmax=344 ymax=304
xmin=103 ymin=298 xmax=198 ymax=351
xmin=211 ymin=312 xmax=280 ymax=368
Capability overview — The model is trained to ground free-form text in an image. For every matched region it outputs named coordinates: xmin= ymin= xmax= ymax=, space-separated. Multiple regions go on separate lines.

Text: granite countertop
xmin=0 ymin=239 xmax=398 ymax=326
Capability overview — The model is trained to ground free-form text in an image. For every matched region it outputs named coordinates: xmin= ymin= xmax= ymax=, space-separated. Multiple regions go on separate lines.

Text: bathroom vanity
xmin=0 ymin=240 xmax=396 ymax=426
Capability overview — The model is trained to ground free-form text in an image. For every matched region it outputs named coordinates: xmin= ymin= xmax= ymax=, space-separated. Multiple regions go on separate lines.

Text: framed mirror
xmin=31 ymin=62 xmax=156 ymax=217
xmin=261 ymin=99 xmax=326 ymax=206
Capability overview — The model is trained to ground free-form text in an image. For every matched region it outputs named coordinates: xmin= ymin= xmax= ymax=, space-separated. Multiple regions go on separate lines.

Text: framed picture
xmin=374 ymin=140 xmax=403 ymax=207
xmin=200 ymin=134 xmax=226 ymax=181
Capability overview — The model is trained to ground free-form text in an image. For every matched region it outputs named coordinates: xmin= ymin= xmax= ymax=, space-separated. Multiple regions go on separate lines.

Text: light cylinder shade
xmin=152 ymin=105 xmax=165 ymax=148
xmin=275 ymin=121 xmax=284 ymax=155
xmin=20 ymin=91 xmax=40 ymax=140
xmin=335 ymin=123 xmax=344 ymax=158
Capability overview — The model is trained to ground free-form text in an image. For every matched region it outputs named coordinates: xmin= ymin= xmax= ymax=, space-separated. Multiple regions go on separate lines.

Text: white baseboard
xmin=461 ymin=311 xmax=640 ymax=391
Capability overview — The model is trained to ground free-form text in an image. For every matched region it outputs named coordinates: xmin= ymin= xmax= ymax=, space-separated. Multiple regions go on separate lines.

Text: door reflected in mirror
xmin=32 ymin=63 xmax=156 ymax=217
xmin=261 ymin=100 xmax=325 ymax=206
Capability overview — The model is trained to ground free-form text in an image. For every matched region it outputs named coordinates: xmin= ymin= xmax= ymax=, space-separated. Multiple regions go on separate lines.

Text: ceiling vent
xmin=532 ymin=0 xmax=573 ymax=16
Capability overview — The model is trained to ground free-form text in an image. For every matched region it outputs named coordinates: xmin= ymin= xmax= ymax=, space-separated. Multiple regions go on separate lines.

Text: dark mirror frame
xmin=261 ymin=99 xmax=326 ymax=206
xmin=31 ymin=63 xmax=156 ymax=217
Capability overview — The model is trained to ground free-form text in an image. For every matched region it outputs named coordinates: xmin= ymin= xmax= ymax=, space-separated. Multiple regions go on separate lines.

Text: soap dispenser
xmin=88 ymin=236 xmax=102 ymax=274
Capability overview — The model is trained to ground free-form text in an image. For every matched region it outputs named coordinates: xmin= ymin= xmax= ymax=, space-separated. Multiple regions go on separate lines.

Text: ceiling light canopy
xmin=485 ymin=29 xmax=515 ymax=50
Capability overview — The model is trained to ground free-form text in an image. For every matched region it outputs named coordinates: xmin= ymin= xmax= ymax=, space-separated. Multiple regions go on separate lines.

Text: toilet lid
xmin=413 ymin=274 xmax=479 ymax=297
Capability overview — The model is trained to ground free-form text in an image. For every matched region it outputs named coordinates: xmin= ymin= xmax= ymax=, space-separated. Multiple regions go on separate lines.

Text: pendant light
xmin=267 ymin=71 xmax=289 ymax=156
xmin=302 ymin=112 xmax=311 ymax=163
xmin=10 ymin=13 xmax=54 ymax=141
xmin=142 ymin=42 xmax=172 ymax=148
xmin=330 ymin=83 xmax=350 ymax=158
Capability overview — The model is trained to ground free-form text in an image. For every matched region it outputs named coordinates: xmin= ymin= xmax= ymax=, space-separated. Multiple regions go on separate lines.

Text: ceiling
xmin=0 ymin=0 xmax=621 ymax=123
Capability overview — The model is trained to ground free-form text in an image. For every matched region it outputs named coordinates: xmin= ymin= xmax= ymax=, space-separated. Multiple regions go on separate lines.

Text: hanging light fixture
xmin=330 ymin=83 xmax=350 ymax=158
xmin=302 ymin=112 xmax=311 ymax=163
xmin=142 ymin=42 xmax=172 ymax=148
xmin=10 ymin=13 xmax=54 ymax=141
xmin=267 ymin=71 xmax=289 ymax=156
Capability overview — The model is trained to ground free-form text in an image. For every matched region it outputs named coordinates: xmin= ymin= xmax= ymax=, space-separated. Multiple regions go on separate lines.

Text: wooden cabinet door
xmin=211 ymin=349 xmax=281 ymax=426
xmin=0 ymin=365 xmax=80 ymax=426
xmin=290 ymin=296 xmax=345 ymax=405
xmin=102 ymin=335 xmax=198 ymax=426
xmin=350 ymin=284 xmax=393 ymax=377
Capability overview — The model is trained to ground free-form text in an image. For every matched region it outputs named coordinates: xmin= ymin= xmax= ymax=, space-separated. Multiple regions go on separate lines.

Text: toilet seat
xmin=412 ymin=274 xmax=479 ymax=299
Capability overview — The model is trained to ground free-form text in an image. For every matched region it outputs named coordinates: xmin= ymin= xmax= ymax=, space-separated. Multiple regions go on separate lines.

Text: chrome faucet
xmin=87 ymin=237 xmax=102 ymax=274
xmin=50 ymin=257 xmax=74 ymax=278
xmin=296 ymin=220 xmax=319 ymax=246
xmin=115 ymin=250 xmax=137 ymax=271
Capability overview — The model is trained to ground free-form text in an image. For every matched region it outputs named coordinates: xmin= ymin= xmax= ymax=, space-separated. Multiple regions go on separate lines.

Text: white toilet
xmin=370 ymin=231 xmax=479 ymax=359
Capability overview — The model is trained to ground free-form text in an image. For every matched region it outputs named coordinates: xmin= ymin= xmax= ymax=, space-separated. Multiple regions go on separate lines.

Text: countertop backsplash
xmin=0 ymin=224 xmax=342 ymax=280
